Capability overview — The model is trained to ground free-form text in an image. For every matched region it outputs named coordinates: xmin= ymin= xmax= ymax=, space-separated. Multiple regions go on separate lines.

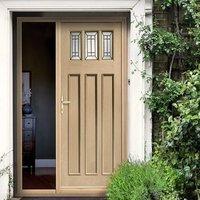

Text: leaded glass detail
xmin=85 ymin=32 xmax=98 ymax=60
xmin=102 ymin=32 xmax=113 ymax=60
xmin=70 ymin=32 xmax=81 ymax=60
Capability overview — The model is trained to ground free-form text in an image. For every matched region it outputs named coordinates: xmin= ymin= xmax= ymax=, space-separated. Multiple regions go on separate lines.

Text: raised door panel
xmin=68 ymin=75 xmax=81 ymax=175
xmin=85 ymin=75 xmax=98 ymax=175
xmin=102 ymin=75 xmax=114 ymax=175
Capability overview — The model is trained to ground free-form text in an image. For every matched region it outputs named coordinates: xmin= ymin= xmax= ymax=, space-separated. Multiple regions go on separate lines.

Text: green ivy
xmin=138 ymin=27 xmax=185 ymax=60
xmin=0 ymin=152 xmax=13 ymax=200
xmin=138 ymin=0 xmax=200 ymax=199
xmin=139 ymin=0 xmax=200 ymax=69
xmin=143 ymin=73 xmax=183 ymax=119
xmin=151 ymin=69 xmax=200 ymax=199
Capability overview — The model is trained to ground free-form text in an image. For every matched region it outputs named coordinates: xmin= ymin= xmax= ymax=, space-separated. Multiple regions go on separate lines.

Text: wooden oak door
xmin=57 ymin=21 xmax=126 ymax=196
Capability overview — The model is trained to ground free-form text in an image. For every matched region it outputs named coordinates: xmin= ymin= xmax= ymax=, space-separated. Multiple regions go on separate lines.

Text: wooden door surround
xmin=16 ymin=17 xmax=127 ymax=197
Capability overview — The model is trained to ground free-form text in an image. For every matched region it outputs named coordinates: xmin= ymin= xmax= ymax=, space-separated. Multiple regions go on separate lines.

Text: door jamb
xmin=16 ymin=16 xmax=128 ymax=197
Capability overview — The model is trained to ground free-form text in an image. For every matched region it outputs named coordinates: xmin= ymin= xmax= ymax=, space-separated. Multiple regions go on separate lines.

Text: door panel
xmin=58 ymin=22 xmax=125 ymax=195
xmin=85 ymin=74 xmax=98 ymax=175
xmin=68 ymin=74 xmax=81 ymax=175
xmin=102 ymin=75 xmax=114 ymax=175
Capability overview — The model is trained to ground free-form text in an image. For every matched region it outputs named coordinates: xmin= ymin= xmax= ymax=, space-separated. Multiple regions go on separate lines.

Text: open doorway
xmin=15 ymin=15 xmax=127 ymax=196
xmin=22 ymin=22 xmax=55 ymax=189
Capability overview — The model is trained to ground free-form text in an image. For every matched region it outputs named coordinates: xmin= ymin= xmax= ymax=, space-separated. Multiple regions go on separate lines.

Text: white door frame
xmin=0 ymin=0 xmax=152 ymax=198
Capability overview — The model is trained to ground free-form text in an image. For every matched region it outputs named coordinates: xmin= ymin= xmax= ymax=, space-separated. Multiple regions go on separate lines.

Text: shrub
xmin=107 ymin=161 xmax=179 ymax=200
xmin=144 ymin=69 xmax=200 ymax=199
xmin=137 ymin=0 xmax=200 ymax=198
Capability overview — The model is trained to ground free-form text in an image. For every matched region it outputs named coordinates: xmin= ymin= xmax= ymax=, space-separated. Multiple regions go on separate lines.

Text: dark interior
xmin=22 ymin=22 xmax=55 ymax=189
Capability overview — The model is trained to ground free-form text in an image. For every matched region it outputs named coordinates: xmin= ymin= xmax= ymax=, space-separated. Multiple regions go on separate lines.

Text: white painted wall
xmin=128 ymin=0 xmax=146 ymax=161
xmin=144 ymin=0 xmax=153 ymax=160
xmin=0 ymin=0 xmax=152 ymax=197
xmin=128 ymin=0 xmax=152 ymax=161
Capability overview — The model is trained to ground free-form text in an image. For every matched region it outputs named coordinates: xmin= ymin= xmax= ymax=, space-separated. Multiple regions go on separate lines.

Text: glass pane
xmin=70 ymin=32 xmax=81 ymax=60
xmin=85 ymin=32 xmax=98 ymax=60
xmin=102 ymin=32 xmax=113 ymax=60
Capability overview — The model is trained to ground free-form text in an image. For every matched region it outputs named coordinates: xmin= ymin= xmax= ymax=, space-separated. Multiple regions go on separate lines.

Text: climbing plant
xmin=0 ymin=152 xmax=13 ymax=200
xmin=138 ymin=0 xmax=200 ymax=199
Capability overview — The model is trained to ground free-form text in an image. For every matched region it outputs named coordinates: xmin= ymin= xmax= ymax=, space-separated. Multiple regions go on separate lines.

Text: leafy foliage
xmin=160 ymin=69 xmax=200 ymax=198
xmin=143 ymin=51 xmax=200 ymax=200
xmin=144 ymin=73 xmax=183 ymax=119
xmin=0 ymin=152 xmax=13 ymax=200
xmin=139 ymin=0 xmax=200 ymax=70
xmin=138 ymin=0 xmax=200 ymax=199
xmin=138 ymin=26 xmax=185 ymax=60
xmin=107 ymin=161 xmax=179 ymax=200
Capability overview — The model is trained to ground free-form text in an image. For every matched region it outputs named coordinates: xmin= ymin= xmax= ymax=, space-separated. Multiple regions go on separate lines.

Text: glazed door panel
xmin=58 ymin=22 xmax=125 ymax=196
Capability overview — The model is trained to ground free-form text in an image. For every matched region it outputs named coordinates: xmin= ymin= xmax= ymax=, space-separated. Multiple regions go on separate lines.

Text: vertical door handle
xmin=61 ymin=96 xmax=70 ymax=114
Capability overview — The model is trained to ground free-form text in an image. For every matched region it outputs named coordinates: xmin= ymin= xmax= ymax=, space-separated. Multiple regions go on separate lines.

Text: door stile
xmin=16 ymin=18 xmax=23 ymax=196
xmin=121 ymin=19 xmax=128 ymax=160
xmin=56 ymin=21 xmax=62 ymax=194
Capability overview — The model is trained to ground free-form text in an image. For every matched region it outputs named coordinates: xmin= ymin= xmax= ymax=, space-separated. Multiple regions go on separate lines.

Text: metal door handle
xmin=61 ymin=96 xmax=70 ymax=114
xmin=62 ymin=100 xmax=71 ymax=105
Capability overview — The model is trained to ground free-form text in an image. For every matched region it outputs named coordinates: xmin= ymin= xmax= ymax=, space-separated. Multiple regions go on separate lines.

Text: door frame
xmin=16 ymin=16 xmax=128 ymax=197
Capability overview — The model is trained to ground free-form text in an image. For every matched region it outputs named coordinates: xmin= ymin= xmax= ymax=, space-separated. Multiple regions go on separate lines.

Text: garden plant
xmin=0 ymin=152 xmax=13 ymax=200
xmin=107 ymin=161 xmax=179 ymax=200
xmin=107 ymin=0 xmax=200 ymax=199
